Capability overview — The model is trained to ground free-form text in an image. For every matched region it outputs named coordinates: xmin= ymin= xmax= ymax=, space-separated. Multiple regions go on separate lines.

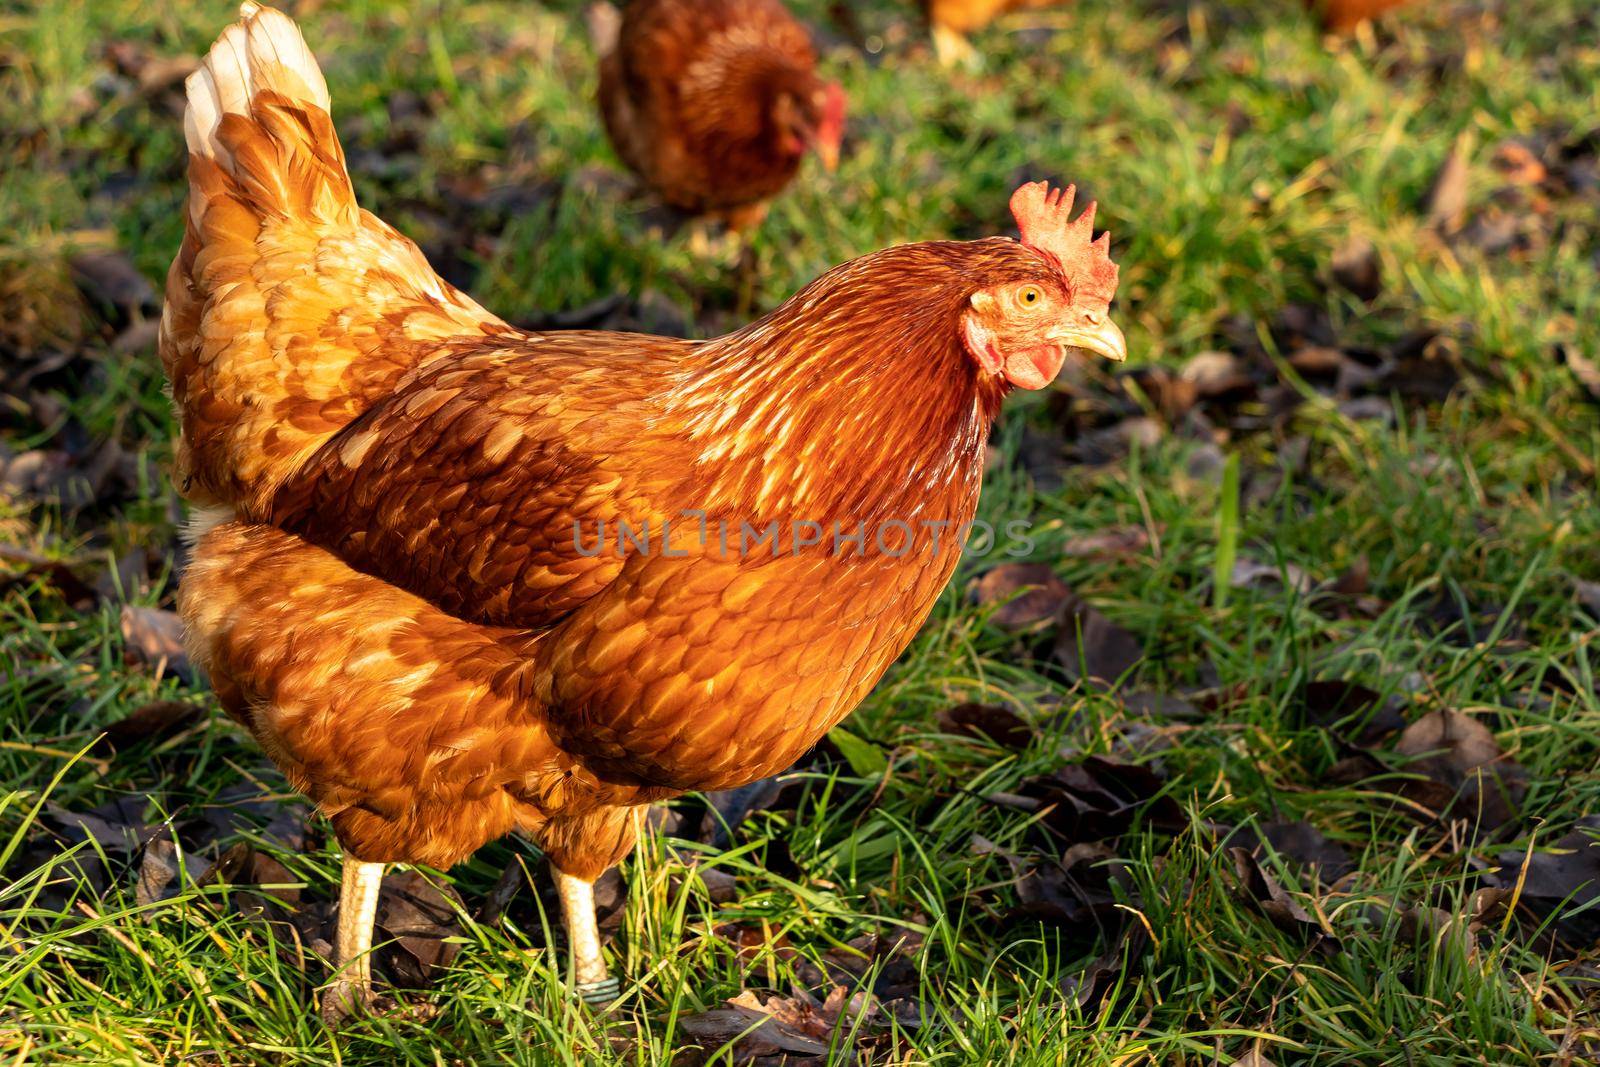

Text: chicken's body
xmin=596 ymin=0 xmax=844 ymax=229
xmin=187 ymin=305 xmax=992 ymax=873
xmin=1309 ymin=0 xmax=1413 ymax=34
xmin=164 ymin=4 xmax=1123 ymax=1024
xmin=922 ymin=0 xmax=1063 ymax=66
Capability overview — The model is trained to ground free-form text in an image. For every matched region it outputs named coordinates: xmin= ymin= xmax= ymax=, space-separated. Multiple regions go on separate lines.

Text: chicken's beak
xmin=1051 ymin=317 xmax=1127 ymax=363
xmin=814 ymin=82 xmax=846 ymax=174
xmin=816 ymin=138 xmax=840 ymax=173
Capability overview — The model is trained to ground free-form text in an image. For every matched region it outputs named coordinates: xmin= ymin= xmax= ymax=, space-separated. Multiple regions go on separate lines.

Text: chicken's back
xmin=161 ymin=3 xmax=514 ymax=515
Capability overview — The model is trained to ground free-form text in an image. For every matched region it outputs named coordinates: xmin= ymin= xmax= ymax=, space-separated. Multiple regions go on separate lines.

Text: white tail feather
xmin=183 ymin=4 xmax=329 ymax=166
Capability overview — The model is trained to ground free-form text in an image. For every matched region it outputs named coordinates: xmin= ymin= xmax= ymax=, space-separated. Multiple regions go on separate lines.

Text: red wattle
xmin=1003 ymin=344 xmax=1065 ymax=390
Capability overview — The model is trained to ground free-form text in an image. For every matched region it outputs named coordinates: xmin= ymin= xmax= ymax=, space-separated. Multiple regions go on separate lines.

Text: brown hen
xmin=1309 ymin=0 xmax=1414 ymax=34
xmin=163 ymin=3 xmax=1126 ymax=1024
xmin=921 ymin=0 xmax=1065 ymax=67
xmin=595 ymin=0 xmax=846 ymax=232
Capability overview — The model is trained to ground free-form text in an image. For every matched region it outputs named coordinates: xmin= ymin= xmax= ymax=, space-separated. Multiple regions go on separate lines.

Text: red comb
xmin=1009 ymin=181 xmax=1119 ymax=311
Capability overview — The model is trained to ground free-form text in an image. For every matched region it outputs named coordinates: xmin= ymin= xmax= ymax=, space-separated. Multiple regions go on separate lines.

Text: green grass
xmin=4 ymin=0 xmax=1600 ymax=1062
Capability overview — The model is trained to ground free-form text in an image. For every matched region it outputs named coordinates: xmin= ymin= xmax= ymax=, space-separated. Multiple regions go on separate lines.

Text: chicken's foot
xmin=321 ymin=854 xmax=386 ymax=1026
xmin=554 ymin=867 xmax=618 ymax=1006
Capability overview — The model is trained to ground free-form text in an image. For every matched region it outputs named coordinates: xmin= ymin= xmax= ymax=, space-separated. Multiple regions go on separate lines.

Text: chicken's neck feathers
xmin=670 ymin=242 xmax=1004 ymax=527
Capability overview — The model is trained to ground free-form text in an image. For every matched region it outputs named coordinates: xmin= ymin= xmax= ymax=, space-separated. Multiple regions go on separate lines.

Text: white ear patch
xmin=961 ymin=310 xmax=1003 ymax=375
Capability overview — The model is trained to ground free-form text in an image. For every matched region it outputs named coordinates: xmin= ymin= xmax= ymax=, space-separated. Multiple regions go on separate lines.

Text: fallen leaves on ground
xmin=1223 ymin=1046 xmax=1279 ymax=1067
xmin=712 ymin=920 xmax=925 ymax=1007
xmin=25 ymin=778 xmax=312 ymax=915
xmin=1323 ymin=705 xmax=1526 ymax=844
xmin=119 ymin=605 xmax=194 ymax=684
xmin=970 ymin=562 xmax=1145 ymax=685
xmin=1392 ymin=710 xmax=1526 ymax=835
xmin=976 ymin=836 xmax=1132 ymax=939
xmin=375 ymin=870 xmax=467 ymax=986
xmin=1230 ymin=557 xmax=1313 ymax=596
xmin=103 ymin=40 xmax=197 ymax=107
xmin=15 ymin=797 xmax=160 ymax=909
xmin=969 ymin=562 xmax=1070 ymax=632
xmin=0 ymin=544 xmax=99 ymax=608
xmin=1557 ymin=343 xmax=1600 ymax=405
xmin=990 ymin=755 xmax=1183 ymax=844
xmin=1060 ymin=920 xmax=1149 ymax=1013
xmin=1330 ymin=234 xmax=1381 ymax=301
xmin=1222 ymin=820 xmax=1355 ymax=886
xmin=936 ymin=702 xmax=1035 ymax=750
xmin=135 ymin=836 xmax=253 ymax=906
xmin=1298 ymin=678 xmax=1405 ymax=743
xmin=1576 ymin=579 xmax=1600 ymax=623
xmin=1052 ymin=594 xmax=1145 ymax=687
xmin=1491 ymin=818 xmax=1600 ymax=947
xmin=67 ymin=251 xmax=158 ymax=321
xmin=1058 ymin=525 xmax=1153 ymax=559
xmin=676 ymin=985 xmax=904 ymax=1064
xmin=1227 ymin=846 xmax=1341 ymax=954
xmin=1423 ymin=138 xmax=1471 ymax=232
xmin=91 ymin=700 xmax=202 ymax=754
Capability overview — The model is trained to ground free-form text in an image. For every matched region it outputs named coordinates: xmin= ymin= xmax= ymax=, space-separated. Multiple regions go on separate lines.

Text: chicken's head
xmin=961 ymin=180 xmax=1125 ymax=390
xmin=772 ymin=81 xmax=846 ymax=171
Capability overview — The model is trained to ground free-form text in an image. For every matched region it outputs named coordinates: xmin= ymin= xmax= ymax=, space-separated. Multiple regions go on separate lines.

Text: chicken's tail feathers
xmin=183 ymin=2 xmax=354 ymax=226
xmin=162 ymin=3 xmax=510 ymax=514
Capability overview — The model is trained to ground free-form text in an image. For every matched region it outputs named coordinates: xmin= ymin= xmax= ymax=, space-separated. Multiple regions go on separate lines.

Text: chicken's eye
xmin=1017 ymin=286 xmax=1042 ymax=308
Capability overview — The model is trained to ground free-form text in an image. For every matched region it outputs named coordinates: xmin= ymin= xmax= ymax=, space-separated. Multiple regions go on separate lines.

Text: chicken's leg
xmin=931 ymin=23 xmax=980 ymax=68
xmin=321 ymin=854 xmax=385 ymax=1025
xmin=554 ymin=867 xmax=618 ymax=1005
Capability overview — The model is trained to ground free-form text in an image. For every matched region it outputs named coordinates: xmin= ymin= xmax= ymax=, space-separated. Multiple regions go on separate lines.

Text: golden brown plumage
xmin=163 ymin=3 xmax=1124 ymax=1022
xmin=1308 ymin=0 xmax=1414 ymax=34
xmin=921 ymin=0 xmax=1064 ymax=66
xmin=595 ymin=0 xmax=846 ymax=230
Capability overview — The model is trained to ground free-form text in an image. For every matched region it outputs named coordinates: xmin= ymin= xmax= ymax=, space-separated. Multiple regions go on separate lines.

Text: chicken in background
xmin=592 ymin=0 xmax=846 ymax=236
xmin=1308 ymin=0 xmax=1414 ymax=35
xmin=163 ymin=3 xmax=1124 ymax=1025
xmin=920 ymin=0 xmax=1411 ymax=65
xmin=922 ymin=0 xmax=1064 ymax=67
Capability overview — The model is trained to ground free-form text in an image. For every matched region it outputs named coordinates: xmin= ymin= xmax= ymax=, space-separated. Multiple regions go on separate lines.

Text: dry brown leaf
xmin=1392 ymin=710 xmax=1525 ymax=833
xmin=970 ymin=562 xmax=1071 ymax=631
xmin=1424 ymin=139 xmax=1472 ymax=232
xmin=68 ymin=251 xmax=156 ymax=318
xmin=936 ymin=702 xmax=1035 ymax=750
xmin=1059 ymin=525 xmax=1152 ymax=559
xmin=1330 ymin=235 xmax=1382 ymax=301
xmin=120 ymin=605 xmax=193 ymax=683
xmin=1227 ymin=846 xmax=1341 ymax=954
xmin=1558 ymin=344 xmax=1600 ymax=403
xmin=92 ymin=700 xmax=202 ymax=754
xmin=375 ymin=870 xmax=465 ymax=987
xmin=1230 ymin=557 xmax=1312 ymax=595
xmin=1053 ymin=597 xmax=1144 ymax=686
